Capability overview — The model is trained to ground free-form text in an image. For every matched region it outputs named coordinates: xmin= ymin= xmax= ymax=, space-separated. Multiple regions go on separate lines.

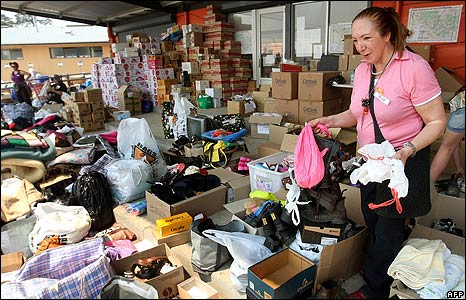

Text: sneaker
xmin=446 ymin=174 xmax=460 ymax=197
xmin=457 ymin=176 xmax=465 ymax=193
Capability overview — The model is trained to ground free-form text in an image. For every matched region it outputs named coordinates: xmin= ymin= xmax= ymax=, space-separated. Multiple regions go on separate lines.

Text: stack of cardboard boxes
xmin=64 ymin=88 xmax=105 ymax=132
xmin=84 ymin=88 xmax=105 ymax=131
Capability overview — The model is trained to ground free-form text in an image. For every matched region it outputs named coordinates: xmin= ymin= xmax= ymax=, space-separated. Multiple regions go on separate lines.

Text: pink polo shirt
xmin=349 ymin=49 xmax=441 ymax=148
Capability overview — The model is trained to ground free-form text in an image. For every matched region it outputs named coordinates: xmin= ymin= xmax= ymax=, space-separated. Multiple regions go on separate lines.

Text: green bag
xmin=198 ymin=94 xmax=213 ymax=109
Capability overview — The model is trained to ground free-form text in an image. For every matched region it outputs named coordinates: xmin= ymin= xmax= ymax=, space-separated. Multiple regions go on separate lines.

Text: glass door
xmin=254 ymin=6 xmax=285 ymax=85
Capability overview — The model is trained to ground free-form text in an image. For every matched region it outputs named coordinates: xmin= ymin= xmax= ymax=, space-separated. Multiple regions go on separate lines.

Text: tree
xmin=1 ymin=14 xmax=15 ymax=27
xmin=1 ymin=13 xmax=52 ymax=27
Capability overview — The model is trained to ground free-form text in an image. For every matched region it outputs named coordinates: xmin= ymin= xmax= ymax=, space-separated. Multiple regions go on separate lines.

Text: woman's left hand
xmin=392 ymin=147 xmax=412 ymax=166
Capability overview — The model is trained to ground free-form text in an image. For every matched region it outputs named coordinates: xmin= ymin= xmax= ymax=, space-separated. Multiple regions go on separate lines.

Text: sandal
xmin=131 ymin=256 xmax=170 ymax=280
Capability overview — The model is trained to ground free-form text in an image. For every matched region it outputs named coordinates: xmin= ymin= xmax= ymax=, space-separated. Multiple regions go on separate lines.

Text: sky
xmin=2 ymin=10 xmax=87 ymax=27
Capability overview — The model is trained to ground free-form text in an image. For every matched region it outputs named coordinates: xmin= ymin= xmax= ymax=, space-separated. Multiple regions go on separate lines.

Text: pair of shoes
xmin=446 ymin=174 xmax=460 ymax=197
xmin=261 ymin=202 xmax=297 ymax=248
xmin=243 ymin=201 xmax=274 ymax=228
xmin=299 ymin=193 xmax=347 ymax=225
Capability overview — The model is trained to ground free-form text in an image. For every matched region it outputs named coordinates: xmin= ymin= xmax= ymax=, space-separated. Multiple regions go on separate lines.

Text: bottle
xmin=350 ymin=70 xmax=355 ymax=85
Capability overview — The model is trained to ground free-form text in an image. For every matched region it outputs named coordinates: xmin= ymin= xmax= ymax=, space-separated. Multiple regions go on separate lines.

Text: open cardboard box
xmin=248 ymin=113 xmax=283 ymax=138
xmin=177 ymin=276 xmax=219 ymax=299
xmin=111 ymin=243 xmax=186 ymax=299
xmin=248 ymin=248 xmax=317 ymax=299
xmin=146 ymin=185 xmax=227 ymax=222
xmin=389 ymin=224 xmax=465 ymax=299
xmin=434 ymin=67 xmax=464 ymax=103
xmin=113 ymin=205 xmax=191 ymax=247
xmin=208 ymin=168 xmax=251 ymax=203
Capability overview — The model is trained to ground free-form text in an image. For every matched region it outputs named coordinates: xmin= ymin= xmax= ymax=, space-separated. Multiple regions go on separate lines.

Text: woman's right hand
xmin=307 ymin=116 xmax=332 ymax=128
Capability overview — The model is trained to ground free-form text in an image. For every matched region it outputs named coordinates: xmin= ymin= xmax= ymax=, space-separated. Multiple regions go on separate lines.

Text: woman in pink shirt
xmin=309 ymin=7 xmax=445 ymax=299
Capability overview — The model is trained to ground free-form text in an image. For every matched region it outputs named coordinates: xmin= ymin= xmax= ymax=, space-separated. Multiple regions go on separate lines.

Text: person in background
xmin=9 ymin=61 xmax=32 ymax=105
xmin=47 ymin=74 xmax=67 ymax=105
xmin=430 ymin=87 xmax=465 ymax=195
xmin=308 ymin=7 xmax=446 ymax=299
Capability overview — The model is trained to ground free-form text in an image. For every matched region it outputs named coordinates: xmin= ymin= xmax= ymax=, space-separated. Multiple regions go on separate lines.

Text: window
xmin=50 ymin=46 xmax=103 ymax=58
xmin=1 ymin=48 xmax=24 ymax=60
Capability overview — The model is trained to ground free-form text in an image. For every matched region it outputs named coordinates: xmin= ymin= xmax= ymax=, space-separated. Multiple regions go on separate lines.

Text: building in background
xmin=1 ymin=25 xmax=110 ymax=82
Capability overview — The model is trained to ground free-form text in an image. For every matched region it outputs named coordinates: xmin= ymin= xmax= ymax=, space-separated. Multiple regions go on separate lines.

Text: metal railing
xmin=1 ymin=72 xmax=92 ymax=93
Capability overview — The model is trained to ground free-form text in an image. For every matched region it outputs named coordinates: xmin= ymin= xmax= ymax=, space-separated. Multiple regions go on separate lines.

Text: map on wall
xmin=407 ymin=5 xmax=462 ymax=43
xmin=328 ymin=23 xmax=352 ymax=54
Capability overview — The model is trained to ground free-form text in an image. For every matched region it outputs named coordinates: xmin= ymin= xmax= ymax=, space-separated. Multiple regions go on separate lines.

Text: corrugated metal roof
xmin=1 ymin=25 xmax=109 ymax=45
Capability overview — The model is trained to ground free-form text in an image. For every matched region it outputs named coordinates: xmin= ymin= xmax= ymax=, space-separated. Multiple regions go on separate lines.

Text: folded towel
xmin=417 ymin=254 xmax=465 ymax=299
xmin=388 ymin=238 xmax=448 ymax=290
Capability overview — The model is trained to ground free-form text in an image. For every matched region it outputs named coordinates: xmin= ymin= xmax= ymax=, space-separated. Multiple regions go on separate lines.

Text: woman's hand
xmin=307 ymin=116 xmax=332 ymax=128
xmin=393 ymin=146 xmax=413 ymax=166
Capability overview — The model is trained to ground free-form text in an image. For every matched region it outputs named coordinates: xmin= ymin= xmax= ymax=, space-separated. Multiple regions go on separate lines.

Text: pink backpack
xmin=294 ymin=124 xmax=330 ymax=188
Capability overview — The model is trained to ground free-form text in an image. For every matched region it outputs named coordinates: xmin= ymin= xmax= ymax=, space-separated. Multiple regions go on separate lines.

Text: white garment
xmin=417 ymin=254 xmax=465 ymax=299
xmin=350 ymin=140 xmax=409 ymax=197
xmin=387 ymin=238 xmax=450 ymax=290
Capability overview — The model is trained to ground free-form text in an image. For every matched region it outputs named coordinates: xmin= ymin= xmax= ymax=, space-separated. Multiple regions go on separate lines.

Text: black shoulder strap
xmin=368 ymin=69 xmax=386 ymax=143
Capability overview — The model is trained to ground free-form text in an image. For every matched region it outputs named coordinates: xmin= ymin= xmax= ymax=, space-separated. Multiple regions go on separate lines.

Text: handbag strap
xmin=368 ymin=69 xmax=386 ymax=143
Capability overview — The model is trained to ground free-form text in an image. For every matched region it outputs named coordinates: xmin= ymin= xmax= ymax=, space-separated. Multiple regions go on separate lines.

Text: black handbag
xmin=314 ymin=133 xmax=341 ymax=175
xmin=366 ymin=71 xmax=431 ymax=218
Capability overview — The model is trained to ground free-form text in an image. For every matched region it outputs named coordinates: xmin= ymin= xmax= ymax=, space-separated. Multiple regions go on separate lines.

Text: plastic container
xmin=247 ymin=152 xmax=291 ymax=193
xmin=38 ymin=76 xmax=49 ymax=83
xmin=9 ymin=88 xmax=17 ymax=101
xmin=142 ymin=100 xmax=153 ymax=113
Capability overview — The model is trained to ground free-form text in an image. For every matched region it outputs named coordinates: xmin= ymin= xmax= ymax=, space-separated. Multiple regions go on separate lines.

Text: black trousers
xmin=360 ymin=182 xmax=406 ymax=299
xmin=14 ymin=82 xmax=32 ymax=105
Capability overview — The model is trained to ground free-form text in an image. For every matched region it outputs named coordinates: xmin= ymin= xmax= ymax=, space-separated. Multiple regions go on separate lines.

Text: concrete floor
xmin=100 ymin=107 xmax=366 ymax=298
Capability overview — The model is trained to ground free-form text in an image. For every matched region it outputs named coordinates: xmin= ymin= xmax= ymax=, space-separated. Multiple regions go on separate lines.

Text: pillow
xmin=46 ymin=147 xmax=96 ymax=168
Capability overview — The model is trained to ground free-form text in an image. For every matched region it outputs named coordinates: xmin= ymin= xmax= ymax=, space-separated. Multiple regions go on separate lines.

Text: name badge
xmin=374 ymin=91 xmax=390 ymax=105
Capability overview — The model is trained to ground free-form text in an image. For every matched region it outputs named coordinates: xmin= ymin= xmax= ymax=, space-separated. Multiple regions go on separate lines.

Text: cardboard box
xmin=208 ymin=168 xmax=251 ymax=203
xmin=1 ymin=252 xmax=26 ymax=274
xmin=248 ymin=113 xmax=283 ymax=138
xmin=248 ymin=248 xmax=317 ymax=299
xmin=389 ymin=224 xmax=465 ymax=299
xmin=264 ymin=98 xmax=299 ymax=124
xmin=268 ymin=123 xmax=303 ymax=146
xmin=257 ymin=142 xmax=282 ymax=158
xmin=145 ymin=186 xmax=227 ymax=222
xmin=113 ymin=205 xmax=191 ymax=247
xmin=435 ymin=67 xmax=464 ymax=103
xmin=227 ymin=100 xmax=256 ymax=117
xmin=156 ymin=212 xmax=192 ymax=237
xmin=343 ymin=34 xmax=357 ymax=55
xmin=408 ymin=44 xmax=435 ymax=64
xmin=252 ymin=91 xmax=271 ymax=112
xmin=177 ymin=277 xmax=219 ymax=299
xmin=338 ymin=55 xmax=349 ymax=71
xmin=111 ymin=244 xmax=185 ymax=299
xmin=417 ymin=183 xmax=465 ymax=236
xmin=347 ymin=55 xmax=362 ymax=71
xmin=272 ymin=72 xmax=298 ymax=100
xmin=83 ymin=88 xmax=102 ymax=103
xmin=298 ymin=99 xmax=343 ymax=125
xmin=298 ymin=71 xmax=341 ymax=101
xmin=71 ymin=92 xmax=85 ymax=102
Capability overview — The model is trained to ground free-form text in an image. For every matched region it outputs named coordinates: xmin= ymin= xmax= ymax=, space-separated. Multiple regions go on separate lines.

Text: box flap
xmin=209 ymin=168 xmax=244 ymax=184
xmin=229 ymin=176 xmax=250 ymax=189
xmin=409 ymin=224 xmax=464 ymax=256
xmin=435 ymin=67 xmax=464 ymax=93
xmin=249 ymin=113 xmax=283 ymax=125
xmin=280 ymin=134 xmax=299 ymax=152
xmin=223 ymin=197 xmax=249 ymax=215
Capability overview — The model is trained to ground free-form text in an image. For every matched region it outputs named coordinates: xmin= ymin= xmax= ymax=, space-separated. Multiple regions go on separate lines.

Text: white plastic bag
xmin=28 ymin=202 xmax=91 ymax=253
xmin=39 ymin=80 xmax=50 ymax=97
xmin=172 ymin=96 xmax=195 ymax=140
xmin=203 ymin=229 xmax=272 ymax=293
xmin=117 ymin=118 xmax=167 ymax=180
xmin=104 ymin=158 xmax=153 ymax=204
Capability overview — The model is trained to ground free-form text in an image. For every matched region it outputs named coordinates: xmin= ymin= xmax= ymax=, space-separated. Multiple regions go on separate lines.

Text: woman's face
xmin=10 ymin=64 xmax=18 ymax=70
xmin=352 ymin=18 xmax=390 ymax=65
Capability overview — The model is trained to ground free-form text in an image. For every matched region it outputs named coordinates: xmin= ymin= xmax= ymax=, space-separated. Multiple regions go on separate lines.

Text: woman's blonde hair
xmin=353 ymin=7 xmax=411 ymax=57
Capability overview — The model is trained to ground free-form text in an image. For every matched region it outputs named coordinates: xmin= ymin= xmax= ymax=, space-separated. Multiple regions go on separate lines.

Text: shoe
xmin=457 ymin=176 xmax=465 ymax=193
xmin=300 ymin=195 xmax=347 ymax=225
xmin=446 ymin=174 xmax=460 ymax=197
xmin=243 ymin=201 xmax=274 ymax=228
xmin=348 ymin=289 xmax=367 ymax=299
